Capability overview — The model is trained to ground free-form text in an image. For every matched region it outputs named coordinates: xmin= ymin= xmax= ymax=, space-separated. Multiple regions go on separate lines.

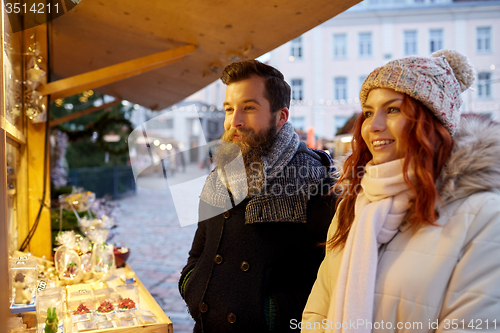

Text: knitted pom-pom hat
xmin=359 ymin=50 xmax=475 ymax=135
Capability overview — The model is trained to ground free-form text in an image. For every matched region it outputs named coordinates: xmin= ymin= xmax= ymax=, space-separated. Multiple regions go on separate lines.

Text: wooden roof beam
xmin=49 ymin=100 xmax=120 ymax=127
xmin=37 ymin=44 xmax=196 ymax=100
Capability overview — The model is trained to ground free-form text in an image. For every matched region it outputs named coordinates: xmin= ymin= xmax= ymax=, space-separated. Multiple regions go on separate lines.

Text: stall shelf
xmin=66 ymin=265 xmax=173 ymax=333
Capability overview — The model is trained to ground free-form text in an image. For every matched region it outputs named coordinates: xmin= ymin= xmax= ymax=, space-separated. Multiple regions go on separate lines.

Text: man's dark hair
xmin=220 ymin=60 xmax=291 ymax=113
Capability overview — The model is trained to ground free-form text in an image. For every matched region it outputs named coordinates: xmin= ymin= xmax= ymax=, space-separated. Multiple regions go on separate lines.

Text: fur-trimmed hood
xmin=437 ymin=116 xmax=500 ymax=205
xmin=333 ymin=116 xmax=500 ymax=205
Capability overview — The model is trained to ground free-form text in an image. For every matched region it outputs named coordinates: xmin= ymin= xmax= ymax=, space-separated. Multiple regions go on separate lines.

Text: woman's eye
xmin=388 ymin=107 xmax=400 ymax=113
xmin=245 ymin=106 xmax=254 ymax=110
xmin=363 ymin=111 xmax=373 ymax=118
xmin=225 ymin=108 xmax=233 ymax=113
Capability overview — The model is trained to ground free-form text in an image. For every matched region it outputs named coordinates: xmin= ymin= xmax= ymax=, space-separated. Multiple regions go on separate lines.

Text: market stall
xmin=1 ymin=9 xmax=173 ymax=331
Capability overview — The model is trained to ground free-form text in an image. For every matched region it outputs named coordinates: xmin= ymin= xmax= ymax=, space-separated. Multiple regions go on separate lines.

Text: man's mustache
xmin=222 ymin=128 xmax=255 ymax=142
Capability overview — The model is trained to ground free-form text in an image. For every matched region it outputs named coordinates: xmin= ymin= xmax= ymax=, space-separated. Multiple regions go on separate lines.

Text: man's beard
xmin=214 ymin=118 xmax=279 ymax=196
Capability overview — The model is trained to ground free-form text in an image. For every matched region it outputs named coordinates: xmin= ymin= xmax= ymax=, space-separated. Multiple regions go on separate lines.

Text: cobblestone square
xmin=112 ymin=164 xmax=201 ymax=333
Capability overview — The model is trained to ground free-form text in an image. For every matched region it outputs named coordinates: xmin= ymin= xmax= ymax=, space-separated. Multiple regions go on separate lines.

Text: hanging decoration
xmin=24 ymin=41 xmax=47 ymax=123
xmin=3 ymin=38 xmax=22 ymax=124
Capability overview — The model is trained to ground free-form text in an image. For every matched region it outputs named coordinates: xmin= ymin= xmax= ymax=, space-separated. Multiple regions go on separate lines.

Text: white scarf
xmin=327 ymin=159 xmax=414 ymax=333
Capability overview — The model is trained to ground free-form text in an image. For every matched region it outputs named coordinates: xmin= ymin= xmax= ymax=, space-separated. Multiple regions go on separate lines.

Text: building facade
xmin=270 ymin=0 xmax=500 ymax=139
xmin=185 ymin=0 xmax=500 ymax=141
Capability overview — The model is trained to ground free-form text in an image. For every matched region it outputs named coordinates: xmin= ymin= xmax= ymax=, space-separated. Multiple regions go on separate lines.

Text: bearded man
xmin=179 ymin=60 xmax=337 ymax=333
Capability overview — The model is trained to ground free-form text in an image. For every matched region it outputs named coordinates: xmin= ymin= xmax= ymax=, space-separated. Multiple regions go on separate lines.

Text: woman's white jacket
xmin=302 ymin=117 xmax=500 ymax=332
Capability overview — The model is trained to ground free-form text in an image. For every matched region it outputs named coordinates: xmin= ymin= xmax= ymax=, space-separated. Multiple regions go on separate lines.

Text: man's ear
xmin=276 ymin=107 xmax=289 ymax=128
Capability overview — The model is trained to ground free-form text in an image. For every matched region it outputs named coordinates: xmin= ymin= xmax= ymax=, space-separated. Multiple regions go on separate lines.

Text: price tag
xmin=37 ymin=280 xmax=47 ymax=291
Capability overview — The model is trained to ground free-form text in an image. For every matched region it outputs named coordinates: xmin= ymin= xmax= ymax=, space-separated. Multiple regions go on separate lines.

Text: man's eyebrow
xmin=243 ymin=99 xmax=261 ymax=106
xmin=363 ymin=98 xmax=403 ymax=109
xmin=223 ymin=99 xmax=261 ymax=107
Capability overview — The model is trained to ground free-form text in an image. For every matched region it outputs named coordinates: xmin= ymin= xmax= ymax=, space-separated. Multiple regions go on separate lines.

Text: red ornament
xmin=72 ymin=303 xmax=91 ymax=315
xmin=118 ymin=297 xmax=136 ymax=309
xmin=97 ymin=300 xmax=114 ymax=313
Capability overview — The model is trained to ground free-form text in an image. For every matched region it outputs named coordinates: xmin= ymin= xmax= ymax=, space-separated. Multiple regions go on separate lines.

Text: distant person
xmin=177 ymin=146 xmax=186 ymax=172
xmin=169 ymin=148 xmax=177 ymax=176
xmin=179 ymin=60 xmax=337 ymax=332
xmin=302 ymin=50 xmax=500 ymax=332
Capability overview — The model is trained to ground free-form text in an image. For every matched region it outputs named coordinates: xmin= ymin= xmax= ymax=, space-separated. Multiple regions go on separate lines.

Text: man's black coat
xmin=179 ymin=144 xmax=337 ymax=333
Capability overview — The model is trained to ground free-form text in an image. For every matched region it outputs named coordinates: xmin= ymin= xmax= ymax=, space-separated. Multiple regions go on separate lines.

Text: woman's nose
xmin=370 ymin=111 xmax=386 ymax=132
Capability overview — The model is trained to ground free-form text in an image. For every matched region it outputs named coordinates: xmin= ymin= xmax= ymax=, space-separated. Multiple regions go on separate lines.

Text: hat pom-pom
xmin=431 ymin=49 xmax=475 ymax=92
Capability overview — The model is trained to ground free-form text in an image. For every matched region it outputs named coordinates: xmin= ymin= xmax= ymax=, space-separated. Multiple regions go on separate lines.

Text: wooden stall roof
xmin=49 ymin=0 xmax=361 ymax=110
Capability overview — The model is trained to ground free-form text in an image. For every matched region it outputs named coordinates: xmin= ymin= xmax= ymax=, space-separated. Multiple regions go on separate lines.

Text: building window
xmin=290 ymin=37 xmax=303 ymax=61
xmin=429 ymin=29 xmax=443 ymax=53
xmin=477 ymin=27 xmax=492 ymax=54
xmin=478 ymin=72 xmax=491 ymax=99
xmin=291 ymin=117 xmax=305 ymax=131
xmin=404 ymin=30 xmax=418 ymax=55
xmin=334 ymin=77 xmax=348 ymax=101
xmin=359 ymin=32 xmax=372 ymax=58
xmin=291 ymin=79 xmax=303 ymax=101
xmin=333 ymin=34 xmax=347 ymax=59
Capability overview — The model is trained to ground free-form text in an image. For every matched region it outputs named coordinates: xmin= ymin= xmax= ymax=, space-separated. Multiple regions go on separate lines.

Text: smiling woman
xmin=302 ymin=50 xmax=500 ymax=333
xmin=360 ymin=89 xmax=407 ymax=165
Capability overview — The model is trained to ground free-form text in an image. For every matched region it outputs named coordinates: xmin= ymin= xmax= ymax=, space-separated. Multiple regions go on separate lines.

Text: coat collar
xmin=437 ymin=116 xmax=500 ymax=205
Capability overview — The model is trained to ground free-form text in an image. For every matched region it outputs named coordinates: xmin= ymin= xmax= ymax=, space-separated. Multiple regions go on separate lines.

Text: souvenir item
xmin=96 ymin=321 xmax=117 ymax=329
xmin=96 ymin=300 xmax=115 ymax=314
xmin=119 ymin=318 xmax=138 ymax=327
xmin=118 ymin=298 xmax=136 ymax=310
xmin=116 ymin=284 xmax=140 ymax=310
xmin=54 ymin=245 xmax=83 ymax=285
xmin=89 ymin=229 xmax=115 ymax=281
xmin=36 ymin=288 xmax=64 ymax=333
xmin=44 ymin=307 xmax=58 ymax=333
xmin=10 ymin=257 xmax=36 ymax=312
xmin=72 ymin=303 xmax=91 ymax=315
xmin=12 ymin=273 xmax=32 ymax=304
xmin=75 ymin=321 xmax=96 ymax=331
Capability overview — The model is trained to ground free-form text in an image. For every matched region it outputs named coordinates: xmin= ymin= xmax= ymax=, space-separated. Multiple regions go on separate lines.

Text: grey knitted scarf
xmin=200 ymin=122 xmax=300 ymax=209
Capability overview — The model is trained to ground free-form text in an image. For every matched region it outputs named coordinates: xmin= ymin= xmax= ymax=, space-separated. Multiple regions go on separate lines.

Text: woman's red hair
xmin=328 ymin=94 xmax=453 ymax=251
